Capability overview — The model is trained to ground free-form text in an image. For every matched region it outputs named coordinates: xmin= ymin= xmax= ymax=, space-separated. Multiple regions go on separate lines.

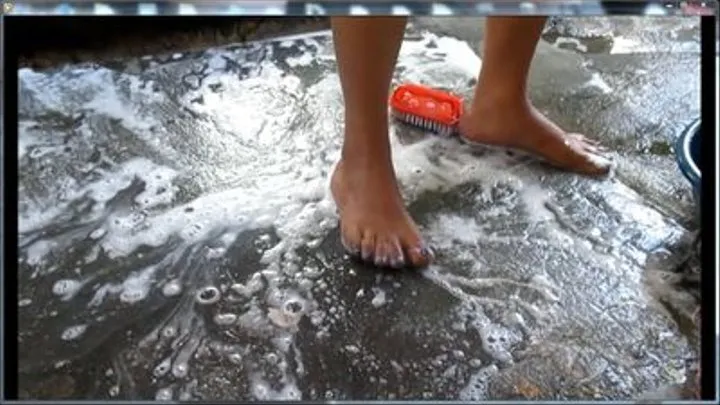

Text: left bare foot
xmin=458 ymin=97 xmax=612 ymax=176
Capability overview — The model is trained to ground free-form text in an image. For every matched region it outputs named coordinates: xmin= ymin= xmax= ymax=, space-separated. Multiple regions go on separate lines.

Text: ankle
xmin=341 ymin=122 xmax=393 ymax=166
xmin=472 ymin=78 xmax=530 ymax=112
xmin=340 ymin=144 xmax=393 ymax=169
xmin=470 ymin=90 xmax=531 ymax=116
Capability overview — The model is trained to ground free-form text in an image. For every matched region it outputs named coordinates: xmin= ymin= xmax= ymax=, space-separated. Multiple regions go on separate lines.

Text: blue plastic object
xmin=675 ymin=119 xmax=701 ymax=211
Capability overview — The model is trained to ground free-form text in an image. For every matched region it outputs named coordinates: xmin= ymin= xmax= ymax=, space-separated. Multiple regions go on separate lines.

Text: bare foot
xmin=458 ymin=98 xmax=612 ymax=176
xmin=331 ymin=157 xmax=434 ymax=268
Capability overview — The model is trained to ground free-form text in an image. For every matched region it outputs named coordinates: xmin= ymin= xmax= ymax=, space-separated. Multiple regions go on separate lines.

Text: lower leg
xmin=333 ymin=17 xmax=404 ymax=161
xmin=460 ymin=17 xmax=611 ymax=175
xmin=331 ymin=17 xmax=432 ymax=268
xmin=477 ymin=16 xmax=546 ymax=103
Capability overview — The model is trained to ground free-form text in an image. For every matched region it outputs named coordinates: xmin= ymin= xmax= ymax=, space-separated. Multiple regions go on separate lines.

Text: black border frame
xmin=3 ymin=14 xmax=21 ymax=403
xmin=698 ymin=14 xmax=717 ymax=401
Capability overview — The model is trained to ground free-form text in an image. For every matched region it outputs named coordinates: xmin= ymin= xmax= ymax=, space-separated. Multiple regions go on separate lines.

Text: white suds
xmin=286 ymin=52 xmax=315 ymax=68
xmin=371 ymin=288 xmax=387 ymax=308
xmin=61 ymin=324 xmax=88 ymax=341
xmin=52 ymin=279 xmax=84 ymax=301
xmin=583 ymin=72 xmax=614 ymax=94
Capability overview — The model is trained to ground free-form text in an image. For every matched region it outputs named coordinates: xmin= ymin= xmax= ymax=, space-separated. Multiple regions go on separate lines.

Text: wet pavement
xmin=17 ymin=17 xmax=702 ymax=400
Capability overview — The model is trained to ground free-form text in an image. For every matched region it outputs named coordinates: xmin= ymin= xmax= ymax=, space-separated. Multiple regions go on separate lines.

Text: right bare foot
xmin=331 ymin=157 xmax=434 ymax=269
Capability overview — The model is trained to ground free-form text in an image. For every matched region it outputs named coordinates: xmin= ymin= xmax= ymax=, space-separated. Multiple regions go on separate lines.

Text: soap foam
xmin=397 ymin=32 xmax=482 ymax=88
xmin=458 ymin=364 xmax=499 ymax=400
xmin=18 ymin=31 xmax=565 ymax=399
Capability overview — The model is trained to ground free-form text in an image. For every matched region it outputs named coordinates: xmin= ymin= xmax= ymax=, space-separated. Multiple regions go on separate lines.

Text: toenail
xmin=375 ymin=256 xmax=389 ymax=267
xmin=342 ymin=241 xmax=360 ymax=256
xmin=390 ymin=257 xmax=405 ymax=268
xmin=361 ymin=250 xmax=372 ymax=261
xmin=421 ymin=245 xmax=435 ymax=259
xmin=341 ymin=234 xmax=359 ymax=250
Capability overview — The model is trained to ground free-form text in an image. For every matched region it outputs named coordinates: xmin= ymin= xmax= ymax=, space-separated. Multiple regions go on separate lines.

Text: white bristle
xmin=392 ymin=107 xmax=457 ymax=136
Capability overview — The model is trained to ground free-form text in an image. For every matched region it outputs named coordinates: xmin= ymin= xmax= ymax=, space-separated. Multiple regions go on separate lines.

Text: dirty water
xmin=17 ymin=17 xmax=701 ymax=400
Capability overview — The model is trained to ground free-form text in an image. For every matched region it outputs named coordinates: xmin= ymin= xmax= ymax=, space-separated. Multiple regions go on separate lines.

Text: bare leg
xmin=330 ymin=17 xmax=433 ymax=268
xmin=459 ymin=17 xmax=611 ymax=175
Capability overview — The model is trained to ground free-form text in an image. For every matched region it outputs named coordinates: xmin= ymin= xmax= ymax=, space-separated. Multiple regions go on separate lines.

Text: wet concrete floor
xmin=17 ymin=17 xmax=702 ymax=400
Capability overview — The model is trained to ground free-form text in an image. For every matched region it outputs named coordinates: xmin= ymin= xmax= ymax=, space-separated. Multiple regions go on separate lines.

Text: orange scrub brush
xmin=389 ymin=83 xmax=464 ymax=136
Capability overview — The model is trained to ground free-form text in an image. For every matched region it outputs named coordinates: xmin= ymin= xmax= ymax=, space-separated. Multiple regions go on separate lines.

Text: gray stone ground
xmin=16 ymin=17 xmax=701 ymax=400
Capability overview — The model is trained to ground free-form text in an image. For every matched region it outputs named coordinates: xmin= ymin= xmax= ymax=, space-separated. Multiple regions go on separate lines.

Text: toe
xmin=375 ymin=236 xmax=393 ymax=267
xmin=573 ymin=134 xmax=610 ymax=154
xmin=405 ymin=239 xmax=434 ymax=268
xmin=579 ymin=140 xmax=609 ymax=155
xmin=582 ymin=153 xmax=613 ymax=175
xmin=585 ymin=144 xmax=609 ymax=154
xmin=569 ymin=133 xmax=601 ymax=146
xmin=374 ymin=238 xmax=392 ymax=268
xmin=341 ymin=224 xmax=362 ymax=256
xmin=586 ymin=147 xmax=610 ymax=159
xmin=387 ymin=237 xmax=406 ymax=269
xmin=563 ymin=135 xmax=612 ymax=176
xmin=361 ymin=232 xmax=376 ymax=262
xmin=581 ymin=143 xmax=602 ymax=155
xmin=408 ymin=245 xmax=434 ymax=268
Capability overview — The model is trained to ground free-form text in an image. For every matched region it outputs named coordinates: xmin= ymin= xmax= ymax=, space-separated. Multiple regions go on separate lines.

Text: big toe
xmin=403 ymin=235 xmax=434 ymax=268
xmin=578 ymin=151 xmax=613 ymax=175
xmin=568 ymin=134 xmax=613 ymax=176
xmin=407 ymin=245 xmax=434 ymax=268
xmin=584 ymin=155 xmax=613 ymax=176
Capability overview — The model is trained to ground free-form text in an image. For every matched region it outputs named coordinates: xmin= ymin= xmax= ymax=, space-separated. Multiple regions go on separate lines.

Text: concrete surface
xmin=16 ymin=17 xmax=702 ymax=400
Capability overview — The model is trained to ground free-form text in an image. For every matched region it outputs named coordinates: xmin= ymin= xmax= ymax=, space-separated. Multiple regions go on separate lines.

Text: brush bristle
xmin=391 ymin=109 xmax=454 ymax=136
